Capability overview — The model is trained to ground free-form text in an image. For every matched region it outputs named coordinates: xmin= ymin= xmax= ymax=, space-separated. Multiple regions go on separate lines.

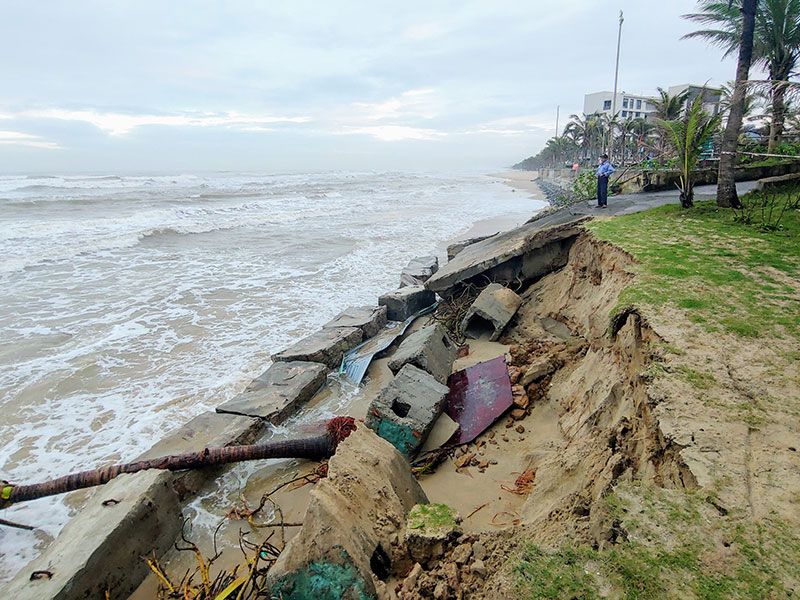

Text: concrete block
xmin=461 ymin=283 xmax=523 ymax=342
xmin=364 ymin=364 xmax=450 ymax=457
xmin=273 ymin=327 xmax=362 ymax=370
xmin=378 ymin=286 xmax=436 ymax=322
xmin=387 ymin=323 xmax=457 ymax=384
xmin=3 ymin=471 xmax=182 ymax=600
xmin=216 ymin=361 xmax=327 ymax=425
xmin=323 ymin=305 xmax=387 ymax=339
xmin=399 ymin=255 xmax=439 ymax=288
xmin=268 ymin=427 xmax=427 ymax=599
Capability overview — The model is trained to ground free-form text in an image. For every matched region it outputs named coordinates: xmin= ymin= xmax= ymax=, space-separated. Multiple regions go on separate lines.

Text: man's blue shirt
xmin=596 ymin=162 xmax=615 ymax=177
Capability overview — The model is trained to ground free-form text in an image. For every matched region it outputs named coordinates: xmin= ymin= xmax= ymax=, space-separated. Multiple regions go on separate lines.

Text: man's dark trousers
xmin=597 ymin=176 xmax=608 ymax=207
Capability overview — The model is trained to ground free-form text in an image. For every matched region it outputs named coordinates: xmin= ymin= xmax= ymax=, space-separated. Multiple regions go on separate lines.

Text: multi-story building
xmin=583 ymin=84 xmax=722 ymax=120
xmin=583 ymin=91 xmax=657 ymax=120
xmin=667 ymin=84 xmax=723 ymax=117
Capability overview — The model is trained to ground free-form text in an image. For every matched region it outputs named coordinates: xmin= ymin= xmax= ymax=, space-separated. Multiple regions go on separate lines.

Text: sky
xmin=0 ymin=0 xmax=752 ymax=174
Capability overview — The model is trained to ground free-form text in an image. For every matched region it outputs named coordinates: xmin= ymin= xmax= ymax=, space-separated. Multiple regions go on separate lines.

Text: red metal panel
xmin=444 ymin=355 xmax=513 ymax=445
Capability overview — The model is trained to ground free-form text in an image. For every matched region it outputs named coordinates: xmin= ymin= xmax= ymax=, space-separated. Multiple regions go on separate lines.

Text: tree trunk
xmin=717 ymin=0 xmax=758 ymax=208
xmin=1 ymin=417 xmax=356 ymax=509
xmin=768 ymin=79 xmax=787 ymax=153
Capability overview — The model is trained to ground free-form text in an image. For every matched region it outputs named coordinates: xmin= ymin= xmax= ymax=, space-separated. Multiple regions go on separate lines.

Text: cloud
xmin=339 ymin=125 xmax=445 ymax=141
xmin=0 ymin=130 xmax=61 ymax=149
xmin=8 ymin=109 xmax=312 ymax=136
xmin=350 ymin=89 xmax=440 ymax=121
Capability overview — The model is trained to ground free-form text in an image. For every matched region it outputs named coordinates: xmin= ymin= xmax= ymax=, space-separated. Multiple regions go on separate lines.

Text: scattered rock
xmin=401 ymin=563 xmax=424 ymax=593
xmin=452 ymin=543 xmax=473 ymax=565
xmin=454 ymin=452 xmax=475 ymax=469
xmin=507 ymin=365 xmax=522 ymax=385
xmin=511 ymin=408 xmax=526 ymax=420
xmin=470 ymin=559 xmax=487 ymax=578
xmin=511 ymin=384 xmax=529 ymax=409
xmin=471 ymin=541 xmax=487 ymax=561
xmin=521 ymin=356 xmax=555 ymax=386
xmin=515 ymin=425 xmax=525 ymax=434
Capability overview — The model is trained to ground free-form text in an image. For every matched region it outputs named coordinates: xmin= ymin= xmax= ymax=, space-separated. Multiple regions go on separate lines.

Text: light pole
xmin=610 ymin=10 xmax=624 ymax=160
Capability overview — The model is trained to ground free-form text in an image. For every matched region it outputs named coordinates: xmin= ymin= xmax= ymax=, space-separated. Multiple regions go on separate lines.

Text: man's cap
xmin=600 ymin=153 xmax=609 ymax=159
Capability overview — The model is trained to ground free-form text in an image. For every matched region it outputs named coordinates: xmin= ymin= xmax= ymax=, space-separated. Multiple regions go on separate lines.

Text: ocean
xmin=0 ymin=170 xmax=546 ymax=579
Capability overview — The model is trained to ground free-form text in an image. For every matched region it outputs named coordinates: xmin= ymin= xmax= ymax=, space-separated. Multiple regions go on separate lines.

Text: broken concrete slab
xmin=138 ymin=410 xmax=264 ymax=499
xmin=387 ymin=323 xmax=457 ymax=384
xmin=446 ymin=234 xmax=495 ymax=261
xmin=365 ymin=364 xmax=450 ymax=457
xmin=400 ymin=255 xmax=439 ymax=288
xmin=216 ymin=361 xmax=327 ymax=425
xmin=3 ymin=470 xmax=182 ymax=600
xmin=378 ymin=286 xmax=436 ymax=321
xmin=425 ymin=216 xmax=587 ymax=294
xmin=273 ymin=327 xmax=362 ymax=370
xmin=461 ymin=283 xmax=523 ymax=342
xmin=323 ymin=305 xmax=387 ymax=339
xmin=268 ymin=426 xmax=427 ymax=599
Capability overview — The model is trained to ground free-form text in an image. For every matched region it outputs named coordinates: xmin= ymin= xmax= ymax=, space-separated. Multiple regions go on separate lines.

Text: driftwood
xmin=0 ymin=417 xmax=356 ymax=511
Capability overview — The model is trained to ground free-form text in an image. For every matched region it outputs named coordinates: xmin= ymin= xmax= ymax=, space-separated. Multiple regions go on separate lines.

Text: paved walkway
xmin=427 ymin=180 xmax=760 ymax=292
xmin=571 ymin=180 xmax=759 ymax=217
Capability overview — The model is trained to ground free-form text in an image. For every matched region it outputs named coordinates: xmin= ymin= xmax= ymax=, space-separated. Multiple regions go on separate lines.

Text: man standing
xmin=596 ymin=154 xmax=614 ymax=208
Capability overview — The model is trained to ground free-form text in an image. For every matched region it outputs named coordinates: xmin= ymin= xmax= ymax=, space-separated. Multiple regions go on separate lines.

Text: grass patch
xmin=512 ymin=486 xmax=800 ymax=600
xmin=586 ymin=194 xmax=800 ymax=341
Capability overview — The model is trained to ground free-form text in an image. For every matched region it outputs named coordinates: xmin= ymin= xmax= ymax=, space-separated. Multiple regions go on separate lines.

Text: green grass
xmin=513 ymin=486 xmax=800 ymax=600
xmin=585 ymin=194 xmax=800 ymax=340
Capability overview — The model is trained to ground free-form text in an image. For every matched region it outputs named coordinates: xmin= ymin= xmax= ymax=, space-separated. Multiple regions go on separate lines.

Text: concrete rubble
xmin=4 ymin=410 xmax=262 ymax=600
xmin=323 ymin=305 xmax=388 ymax=339
xmin=273 ymin=326 xmax=363 ymax=370
xmin=387 ymin=323 xmax=457 ymax=384
xmin=216 ymin=361 xmax=328 ymax=424
xmin=425 ymin=216 xmax=586 ymax=294
xmin=400 ymin=255 xmax=439 ymax=288
xmin=365 ymin=364 xmax=450 ymax=458
xmin=379 ymin=286 xmax=436 ymax=321
xmin=267 ymin=426 xmax=428 ymax=600
xmin=461 ymin=283 xmax=523 ymax=342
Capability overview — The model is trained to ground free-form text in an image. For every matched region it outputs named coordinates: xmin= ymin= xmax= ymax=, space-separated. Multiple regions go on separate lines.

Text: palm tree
xmin=651 ymin=87 xmax=692 ymax=156
xmin=652 ymin=87 xmax=692 ymax=120
xmin=683 ymin=0 xmax=800 ymax=152
xmin=564 ymin=112 xmax=604 ymax=163
xmin=656 ymin=92 xmax=724 ymax=208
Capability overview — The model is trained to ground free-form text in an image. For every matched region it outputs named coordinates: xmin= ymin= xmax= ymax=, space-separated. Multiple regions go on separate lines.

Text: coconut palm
xmin=683 ymin=0 xmax=800 ymax=152
xmin=564 ymin=112 xmax=604 ymax=162
xmin=652 ymin=87 xmax=692 ymax=120
xmin=656 ymin=92 xmax=724 ymax=208
xmin=651 ymin=87 xmax=692 ymax=156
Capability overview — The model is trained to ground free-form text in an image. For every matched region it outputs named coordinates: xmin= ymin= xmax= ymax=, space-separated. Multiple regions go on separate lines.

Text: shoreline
xmin=2 ymin=170 xmax=551 ymax=595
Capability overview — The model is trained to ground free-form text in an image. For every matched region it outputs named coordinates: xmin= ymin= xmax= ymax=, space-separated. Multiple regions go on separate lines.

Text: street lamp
xmin=610 ymin=10 xmax=624 ymax=160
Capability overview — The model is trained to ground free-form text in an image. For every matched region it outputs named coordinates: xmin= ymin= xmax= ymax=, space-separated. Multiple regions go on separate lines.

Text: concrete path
xmin=572 ymin=180 xmax=758 ymax=216
xmin=426 ymin=180 xmax=759 ymax=294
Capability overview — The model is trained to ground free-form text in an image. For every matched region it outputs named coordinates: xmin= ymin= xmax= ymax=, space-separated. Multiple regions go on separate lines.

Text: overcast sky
xmin=0 ymin=1 xmax=750 ymax=174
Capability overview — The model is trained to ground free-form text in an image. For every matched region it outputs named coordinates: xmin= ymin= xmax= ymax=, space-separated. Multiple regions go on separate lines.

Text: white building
xmin=583 ymin=84 xmax=722 ymax=120
xmin=667 ymin=84 xmax=723 ymax=117
xmin=583 ymin=91 xmax=657 ymax=120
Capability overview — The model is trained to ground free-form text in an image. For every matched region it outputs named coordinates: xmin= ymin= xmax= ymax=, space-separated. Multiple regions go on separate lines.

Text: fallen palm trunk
xmin=0 ymin=416 xmax=356 ymax=510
